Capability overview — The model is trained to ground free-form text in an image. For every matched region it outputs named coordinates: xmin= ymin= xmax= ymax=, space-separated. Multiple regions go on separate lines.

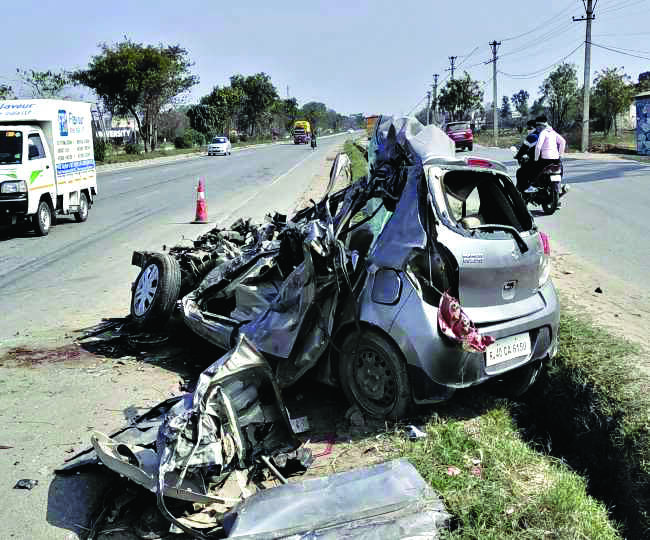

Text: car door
xmin=26 ymin=132 xmax=56 ymax=198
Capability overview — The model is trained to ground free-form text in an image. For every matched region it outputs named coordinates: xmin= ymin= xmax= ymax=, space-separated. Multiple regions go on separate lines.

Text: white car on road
xmin=208 ymin=136 xmax=232 ymax=156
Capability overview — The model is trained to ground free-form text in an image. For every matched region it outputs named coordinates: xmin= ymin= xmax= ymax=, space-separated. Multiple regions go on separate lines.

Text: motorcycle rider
xmin=533 ymin=115 xmax=566 ymax=196
xmin=515 ymin=119 xmax=539 ymax=192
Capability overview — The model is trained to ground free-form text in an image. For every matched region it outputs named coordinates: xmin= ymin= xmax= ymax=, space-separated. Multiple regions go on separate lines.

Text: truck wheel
xmin=74 ymin=192 xmax=89 ymax=222
xmin=338 ymin=330 xmax=411 ymax=419
xmin=130 ymin=253 xmax=181 ymax=329
xmin=33 ymin=200 xmax=52 ymax=236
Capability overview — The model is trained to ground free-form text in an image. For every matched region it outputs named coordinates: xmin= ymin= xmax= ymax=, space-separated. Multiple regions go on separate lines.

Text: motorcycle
xmin=511 ymin=148 xmax=568 ymax=215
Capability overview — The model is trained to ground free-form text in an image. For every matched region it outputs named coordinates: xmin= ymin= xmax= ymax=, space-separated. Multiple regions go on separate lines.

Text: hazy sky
xmin=1 ymin=0 xmax=648 ymax=116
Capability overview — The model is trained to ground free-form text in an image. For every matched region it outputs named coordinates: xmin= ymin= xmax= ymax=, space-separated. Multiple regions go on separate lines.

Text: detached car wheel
xmin=33 ymin=200 xmax=52 ymax=236
xmin=338 ymin=330 xmax=411 ymax=419
xmin=130 ymin=253 xmax=181 ymax=329
xmin=74 ymin=192 xmax=89 ymax=222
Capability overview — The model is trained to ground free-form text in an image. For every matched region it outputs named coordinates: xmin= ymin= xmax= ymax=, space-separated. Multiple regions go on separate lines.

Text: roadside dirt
xmin=551 ymin=244 xmax=650 ymax=373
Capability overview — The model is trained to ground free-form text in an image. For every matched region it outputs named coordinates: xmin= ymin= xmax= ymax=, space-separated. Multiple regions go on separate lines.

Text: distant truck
xmin=0 ymin=99 xmax=97 ymax=236
xmin=293 ymin=120 xmax=311 ymax=144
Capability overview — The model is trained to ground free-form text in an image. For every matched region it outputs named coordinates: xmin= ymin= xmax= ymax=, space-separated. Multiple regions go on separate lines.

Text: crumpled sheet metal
xmin=222 ymin=459 xmax=450 ymax=539
xmin=438 ymin=292 xmax=495 ymax=353
xmin=373 ymin=115 xmax=455 ymax=164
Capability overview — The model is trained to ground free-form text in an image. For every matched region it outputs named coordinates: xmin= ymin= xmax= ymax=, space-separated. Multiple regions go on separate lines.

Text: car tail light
xmin=539 ymin=231 xmax=550 ymax=255
xmin=466 ymin=158 xmax=493 ymax=169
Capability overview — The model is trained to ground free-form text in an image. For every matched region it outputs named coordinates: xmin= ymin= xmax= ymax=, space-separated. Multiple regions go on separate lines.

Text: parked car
xmin=208 ymin=136 xmax=232 ymax=156
xmin=445 ymin=121 xmax=473 ymax=151
xmin=130 ymin=117 xmax=559 ymax=419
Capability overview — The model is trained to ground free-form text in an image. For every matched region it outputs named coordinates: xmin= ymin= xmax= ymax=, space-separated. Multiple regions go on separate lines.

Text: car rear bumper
xmin=388 ymin=277 xmax=559 ymax=403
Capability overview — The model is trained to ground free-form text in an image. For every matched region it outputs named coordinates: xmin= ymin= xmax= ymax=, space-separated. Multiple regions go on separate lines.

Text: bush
xmin=239 ymin=133 xmax=248 ymax=142
xmin=175 ymin=128 xmax=205 ymax=149
xmin=124 ymin=142 xmax=142 ymax=155
xmin=93 ymin=139 xmax=112 ymax=162
xmin=229 ymin=133 xmax=239 ymax=144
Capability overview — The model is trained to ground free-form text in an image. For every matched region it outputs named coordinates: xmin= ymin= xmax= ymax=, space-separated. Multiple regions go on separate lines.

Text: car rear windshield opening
xmin=440 ymin=170 xmax=532 ymax=233
xmin=447 ymin=123 xmax=469 ymax=132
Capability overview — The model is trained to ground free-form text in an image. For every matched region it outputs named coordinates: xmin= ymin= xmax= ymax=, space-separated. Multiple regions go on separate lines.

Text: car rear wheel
xmin=338 ymin=330 xmax=411 ymax=419
xmin=130 ymin=253 xmax=181 ymax=329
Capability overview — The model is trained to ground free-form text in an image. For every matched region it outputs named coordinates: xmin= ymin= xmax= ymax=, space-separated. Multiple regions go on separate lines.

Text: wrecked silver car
xmin=130 ymin=116 xmax=559 ymax=419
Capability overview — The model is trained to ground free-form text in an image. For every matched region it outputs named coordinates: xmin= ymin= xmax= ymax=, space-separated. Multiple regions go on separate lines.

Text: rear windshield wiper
xmin=471 ymin=224 xmax=529 ymax=253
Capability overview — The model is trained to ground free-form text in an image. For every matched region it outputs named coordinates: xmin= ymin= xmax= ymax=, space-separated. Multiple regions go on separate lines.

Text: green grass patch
xmin=474 ymin=132 xmax=523 ymax=149
xmin=344 ymin=139 xmax=368 ymax=182
xmin=394 ymin=399 xmax=620 ymax=539
xmin=97 ymin=147 xmax=200 ymax=165
xmin=522 ymin=310 xmax=650 ymax=538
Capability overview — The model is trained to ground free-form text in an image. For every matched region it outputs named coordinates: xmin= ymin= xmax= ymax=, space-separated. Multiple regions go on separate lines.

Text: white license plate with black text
xmin=550 ymin=174 xmax=562 ymax=182
xmin=485 ymin=333 xmax=531 ymax=366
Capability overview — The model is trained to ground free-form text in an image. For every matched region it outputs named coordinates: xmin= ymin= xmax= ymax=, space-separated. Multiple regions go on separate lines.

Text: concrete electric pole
xmin=432 ymin=73 xmax=439 ymax=124
xmin=426 ymin=91 xmax=431 ymax=125
xmin=574 ymin=0 xmax=595 ymax=153
xmin=448 ymin=56 xmax=457 ymax=80
xmin=488 ymin=41 xmax=501 ymax=143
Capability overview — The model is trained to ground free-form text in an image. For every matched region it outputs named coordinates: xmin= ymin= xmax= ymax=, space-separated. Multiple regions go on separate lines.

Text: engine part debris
xmin=14 ymin=478 xmax=38 ymax=490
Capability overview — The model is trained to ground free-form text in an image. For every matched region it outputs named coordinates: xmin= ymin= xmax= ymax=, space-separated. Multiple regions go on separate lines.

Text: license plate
xmin=550 ymin=174 xmax=562 ymax=182
xmin=485 ymin=333 xmax=531 ymax=366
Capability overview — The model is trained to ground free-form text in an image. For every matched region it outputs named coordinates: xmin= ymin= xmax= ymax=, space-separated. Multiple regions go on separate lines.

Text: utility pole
xmin=488 ymin=41 xmax=501 ymax=143
xmin=286 ymin=85 xmax=290 ymax=99
xmin=432 ymin=73 xmax=439 ymax=124
xmin=574 ymin=0 xmax=595 ymax=152
xmin=426 ymin=91 xmax=431 ymax=125
xmin=447 ymin=56 xmax=457 ymax=80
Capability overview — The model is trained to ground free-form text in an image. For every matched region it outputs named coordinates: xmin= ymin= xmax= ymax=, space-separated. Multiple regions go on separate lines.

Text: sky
xmin=1 ymin=0 xmax=649 ymax=117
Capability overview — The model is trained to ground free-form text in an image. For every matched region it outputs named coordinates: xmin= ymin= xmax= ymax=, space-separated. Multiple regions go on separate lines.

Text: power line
xmin=407 ymin=94 xmax=428 ymax=116
xmin=498 ymin=42 xmax=584 ymax=79
xmin=599 ymin=0 xmax=648 ymax=14
xmin=597 ymin=42 xmax=650 ymax=55
xmin=500 ymin=1 xmax=575 ymax=41
xmin=498 ymin=21 xmax=575 ymax=59
xmin=590 ymin=41 xmax=650 ymax=60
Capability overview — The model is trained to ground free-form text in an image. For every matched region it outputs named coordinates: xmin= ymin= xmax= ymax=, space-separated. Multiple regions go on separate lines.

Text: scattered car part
xmin=222 ymin=459 xmax=449 ymax=539
xmin=14 ymin=478 xmax=38 ymax=490
xmin=130 ymin=253 xmax=181 ymax=329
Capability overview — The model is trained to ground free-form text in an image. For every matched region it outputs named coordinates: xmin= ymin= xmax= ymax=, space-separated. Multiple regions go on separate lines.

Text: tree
xmin=437 ymin=72 xmax=483 ymax=121
xmin=539 ymin=63 xmax=579 ymax=131
xmin=16 ymin=69 xmax=70 ymax=98
xmin=592 ymin=67 xmax=634 ymax=136
xmin=637 ymin=71 xmax=650 ymax=92
xmin=300 ymin=101 xmax=327 ymax=131
xmin=500 ymin=96 xmax=511 ymax=121
xmin=229 ymin=73 xmax=278 ymax=136
xmin=511 ymin=89 xmax=529 ymax=130
xmin=158 ymin=107 xmax=189 ymax=142
xmin=0 ymin=84 xmax=14 ymax=100
xmin=186 ymin=104 xmax=219 ymax=137
xmin=530 ymin=98 xmax=545 ymax=117
xmin=201 ymin=85 xmax=245 ymax=136
xmin=72 ymin=39 xmax=198 ymax=152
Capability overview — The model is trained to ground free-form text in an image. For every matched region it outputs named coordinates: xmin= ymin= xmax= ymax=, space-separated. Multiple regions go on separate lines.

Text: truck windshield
xmin=0 ymin=131 xmax=23 ymax=164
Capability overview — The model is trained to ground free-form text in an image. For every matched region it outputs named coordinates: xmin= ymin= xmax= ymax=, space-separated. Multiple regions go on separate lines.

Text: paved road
xmin=473 ymin=146 xmax=650 ymax=292
xmin=0 ymin=135 xmax=350 ymax=350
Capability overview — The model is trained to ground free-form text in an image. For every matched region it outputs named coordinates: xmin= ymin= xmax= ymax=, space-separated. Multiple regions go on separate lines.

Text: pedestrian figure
xmin=311 ymin=131 xmax=317 ymax=150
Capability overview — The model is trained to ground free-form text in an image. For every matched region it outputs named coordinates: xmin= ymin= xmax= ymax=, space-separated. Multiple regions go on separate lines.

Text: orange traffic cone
xmin=194 ymin=177 xmax=208 ymax=223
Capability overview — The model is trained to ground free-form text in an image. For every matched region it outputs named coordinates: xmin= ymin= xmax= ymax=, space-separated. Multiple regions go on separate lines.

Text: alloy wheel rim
xmin=133 ymin=264 xmax=159 ymax=316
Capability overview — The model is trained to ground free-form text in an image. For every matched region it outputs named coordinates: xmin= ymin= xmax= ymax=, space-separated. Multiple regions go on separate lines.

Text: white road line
xmin=217 ymin=151 xmax=318 ymax=226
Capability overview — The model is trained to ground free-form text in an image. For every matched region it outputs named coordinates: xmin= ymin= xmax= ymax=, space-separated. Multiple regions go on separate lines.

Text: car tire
xmin=33 ymin=199 xmax=52 ymax=236
xmin=74 ymin=192 xmax=89 ymax=223
xmin=338 ymin=330 xmax=411 ymax=419
xmin=130 ymin=253 xmax=181 ymax=330
xmin=542 ymin=188 xmax=559 ymax=215
xmin=489 ymin=360 xmax=542 ymax=398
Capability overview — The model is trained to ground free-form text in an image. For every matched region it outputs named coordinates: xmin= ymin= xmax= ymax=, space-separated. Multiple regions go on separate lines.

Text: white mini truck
xmin=0 ymin=100 xmax=97 ymax=235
